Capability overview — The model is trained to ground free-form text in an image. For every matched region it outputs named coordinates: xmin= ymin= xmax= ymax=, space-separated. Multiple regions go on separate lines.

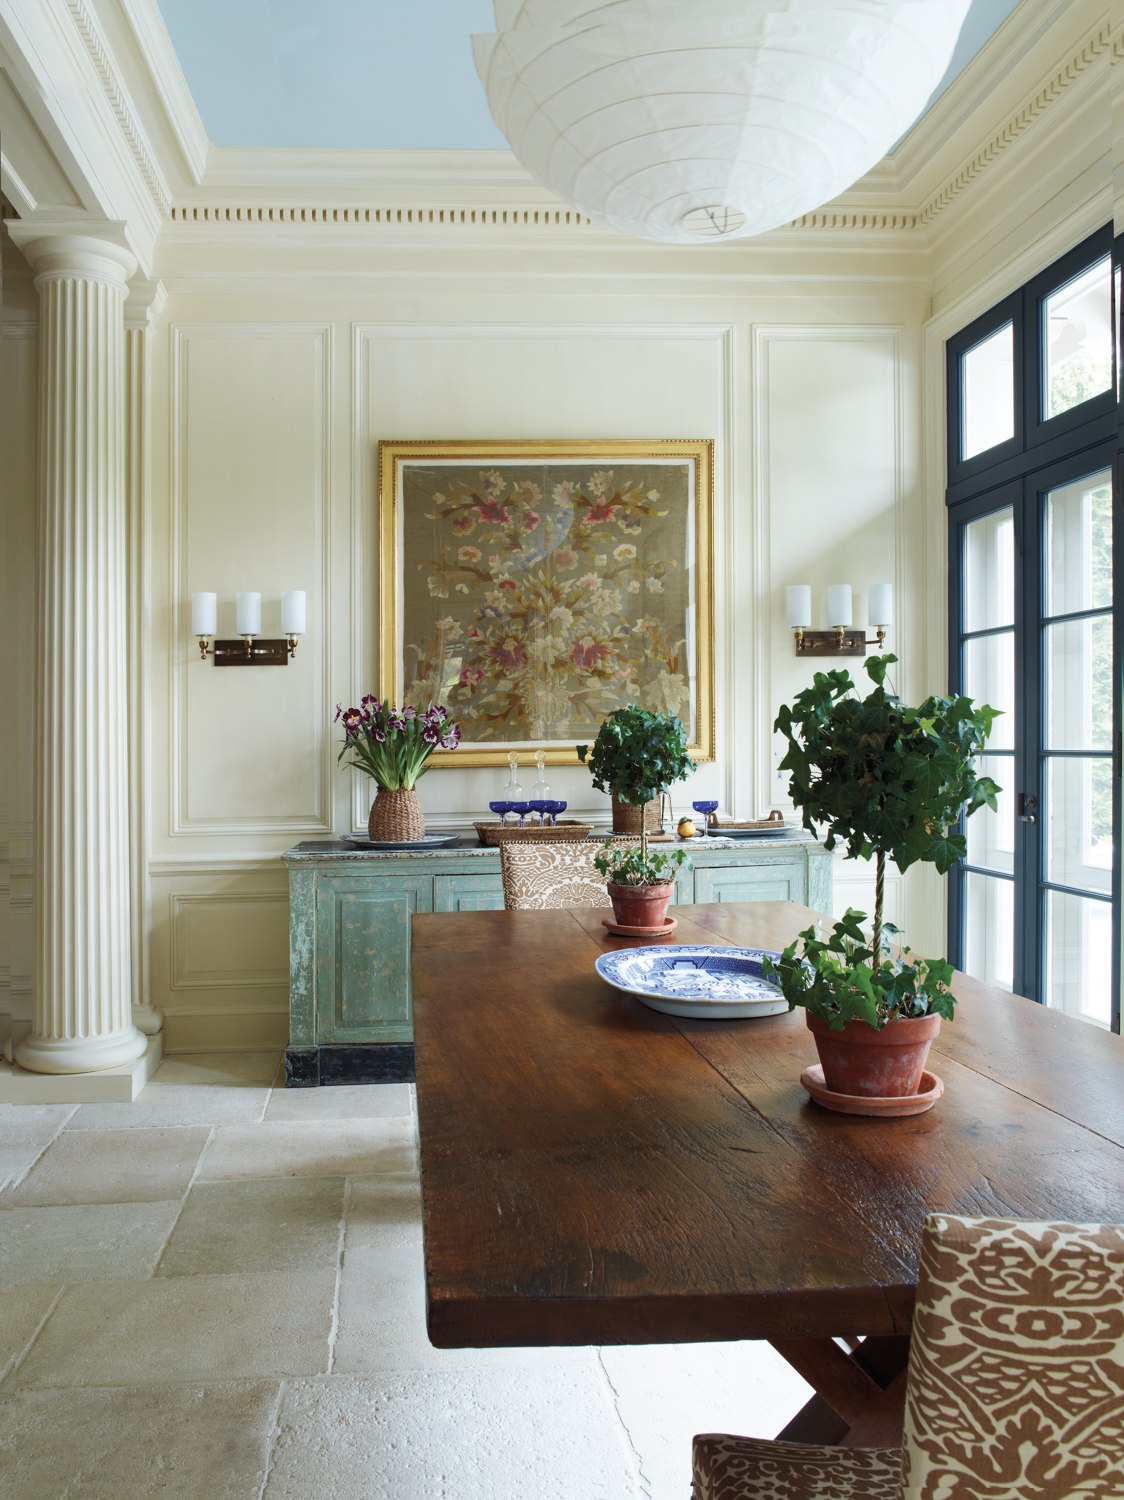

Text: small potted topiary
xmin=766 ymin=654 xmax=999 ymax=1104
xmin=578 ymin=706 xmax=694 ymax=930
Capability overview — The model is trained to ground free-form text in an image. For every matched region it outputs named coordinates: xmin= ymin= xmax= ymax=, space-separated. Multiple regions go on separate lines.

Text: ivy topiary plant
xmin=773 ymin=653 xmax=1000 ymax=969
xmin=578 ymin=705 xmax=694 ymax=882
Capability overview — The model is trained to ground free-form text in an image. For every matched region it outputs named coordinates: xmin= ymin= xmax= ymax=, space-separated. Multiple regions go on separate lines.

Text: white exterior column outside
xmin=9 ymin=225 xmax=147 ymax=1074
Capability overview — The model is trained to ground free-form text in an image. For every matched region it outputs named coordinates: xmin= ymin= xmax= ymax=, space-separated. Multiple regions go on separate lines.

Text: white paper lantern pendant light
xmin=473 ymin=1 xmax=971 ymax=245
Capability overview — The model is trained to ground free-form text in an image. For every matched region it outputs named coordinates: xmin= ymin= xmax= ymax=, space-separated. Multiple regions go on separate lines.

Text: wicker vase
xmin=368 ymin=787 xmax=425 ymax=842
xmin=611 ymin=793 xmax=662 ymax=834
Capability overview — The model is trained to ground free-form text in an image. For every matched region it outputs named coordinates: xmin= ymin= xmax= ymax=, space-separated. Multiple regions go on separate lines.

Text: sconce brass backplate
xmin=795 ymin=630 xmax=866 ymax=657
xmin=213 ymin=638 xmax=290 ymax=666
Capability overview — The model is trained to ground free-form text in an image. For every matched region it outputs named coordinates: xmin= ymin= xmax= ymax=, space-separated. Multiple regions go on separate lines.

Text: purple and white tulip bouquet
xmin=334 ymin=698 xmax=461 ymax=790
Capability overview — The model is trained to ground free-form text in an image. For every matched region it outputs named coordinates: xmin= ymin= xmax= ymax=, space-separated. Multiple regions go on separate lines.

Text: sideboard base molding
xmin=284 ymin=1042 xmax=416 ymax=1088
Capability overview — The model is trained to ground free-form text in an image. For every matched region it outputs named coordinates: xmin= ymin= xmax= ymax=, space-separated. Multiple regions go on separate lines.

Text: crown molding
xmin=114 ymin=0 xmax=208 ymax=186
xmin=64 ymin=0 xmax=169 ymax=216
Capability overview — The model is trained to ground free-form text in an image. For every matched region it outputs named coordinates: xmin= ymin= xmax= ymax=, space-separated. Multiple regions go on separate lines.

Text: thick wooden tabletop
xmin=411 ymin=901 xmax=1124 ymax=1350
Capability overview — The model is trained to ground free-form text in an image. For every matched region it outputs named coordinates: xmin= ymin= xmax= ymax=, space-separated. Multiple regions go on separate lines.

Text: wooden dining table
xmin=410 ymin=900 xmax=1124 ymax=1446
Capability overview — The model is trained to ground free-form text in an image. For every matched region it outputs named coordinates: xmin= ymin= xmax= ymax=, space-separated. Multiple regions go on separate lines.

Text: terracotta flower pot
xmin=806 ymin=1010 xmax=941 ymax=1098
xmin=368 ymin=787 xmax=425 ymax=842
xmin=607 ymin=882 xmax=674 ymax=930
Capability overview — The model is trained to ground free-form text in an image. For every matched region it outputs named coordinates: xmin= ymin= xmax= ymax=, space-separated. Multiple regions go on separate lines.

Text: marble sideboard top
xmin=282 ymin=831 xmax=821 ymax=862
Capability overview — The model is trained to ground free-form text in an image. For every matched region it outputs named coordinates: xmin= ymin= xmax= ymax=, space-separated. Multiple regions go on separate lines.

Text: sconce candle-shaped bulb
xmin=786 ymin=586 xmax=811 ymax=629
xmin=191 ymin=592 xmax=217 ymax=637
xmin=236 ymin=592 xmax=261 ymax=637
xmin=826 ymin=585 xmax=852 ymax=628
xmin=281 ymin=590 xmax=306 ymax=636
xmin=868 ymin=583 xmax=893 ymax=627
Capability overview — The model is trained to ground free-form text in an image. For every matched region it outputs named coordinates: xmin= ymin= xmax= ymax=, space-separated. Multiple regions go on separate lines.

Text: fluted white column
xmin=9 ymin=226 xmax=146 ymax=1074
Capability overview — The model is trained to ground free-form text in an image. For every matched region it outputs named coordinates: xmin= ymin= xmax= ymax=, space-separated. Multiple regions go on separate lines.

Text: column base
xmin=16 ymin=1024 xmax=148 ymax=1075
xmin=0 ymin=1034 xmax=163 ymax=1103
xmin=132 ymin=1004 xmax=165 ymax=1036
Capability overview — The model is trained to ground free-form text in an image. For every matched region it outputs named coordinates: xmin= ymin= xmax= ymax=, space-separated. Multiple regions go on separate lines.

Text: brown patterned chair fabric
xmin=692 ymin=1216 xmax=1124 ymax=1500
xmin=901 ymin=1215 xmax=1124 ymax=1500
xmin=499 ymin=839 xmax=637 ymax=910
xmin=692 ymin=1436 xmax=900 ymax=1500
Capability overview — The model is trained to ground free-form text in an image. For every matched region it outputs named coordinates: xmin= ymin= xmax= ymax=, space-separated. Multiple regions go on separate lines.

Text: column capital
xmin=7 ymin=218 xmax=137 ymax=286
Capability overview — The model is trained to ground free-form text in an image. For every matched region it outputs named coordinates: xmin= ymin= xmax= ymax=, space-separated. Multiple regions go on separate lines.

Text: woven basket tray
xmin=474 ymin=819 xmax=594 ymax=847
xmin=713 ymin=813 xmax=787 ymax=830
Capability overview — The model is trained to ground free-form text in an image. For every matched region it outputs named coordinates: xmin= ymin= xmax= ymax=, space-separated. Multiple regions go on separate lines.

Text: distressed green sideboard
xmin=282 ymin=833 xmax=832 ymax=1086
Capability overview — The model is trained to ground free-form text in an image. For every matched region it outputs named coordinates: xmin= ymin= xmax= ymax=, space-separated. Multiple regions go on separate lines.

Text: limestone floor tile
xmin=0 ymin=1285 xmax=60 ymax=1381
xmin=153 ymin=1051 xmax=282 ymax=1086
xmin=9 ymin=1269 xmax=336 ymax=1389
xmin=157 ymin=1176 xmax=345 ymax=1277
xmin=343 ymin=1172 xmax=423 ymax=1250
xmin=67 ymin=1083 xmax=271 ymax=1130
xmin=1 ymin=1380 xmax=280 ymax=1500
xmin=2 ymin=1127 xmax=211 ymax=1207
xmin=1 ymin=1201 xmax=183 ymax=1287
xmin=332 ymin=1245 xmax=592 ymax=1375
xmin=198 ymin=1118 xmax=415 ymax=1182
xmin=264 ymin=1370 xmax=640 ymax=1500
xmin=0 ymin=1104 xmax=77 ymax=1188
xmin=265 ymin=1081 xmax=412 ymax=1122
xmin=598 ymin=1342 xmax=814 ymax=1500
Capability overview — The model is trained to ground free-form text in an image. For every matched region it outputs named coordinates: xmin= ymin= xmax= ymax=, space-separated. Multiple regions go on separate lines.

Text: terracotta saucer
xmin=602 ymin=915 xmax=679 ymax=939
xmin=799 ymin=1064 xmax=944 ymax=1117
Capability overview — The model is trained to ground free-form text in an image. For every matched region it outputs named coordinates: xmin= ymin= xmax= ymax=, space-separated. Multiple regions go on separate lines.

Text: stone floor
xmin=1 ymin=1051 xmax=811 ymax=1499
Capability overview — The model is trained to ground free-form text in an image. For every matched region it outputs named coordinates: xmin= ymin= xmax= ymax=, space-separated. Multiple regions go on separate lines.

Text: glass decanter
xmin=499 ymin=752 xmax=523 ymax=828
xmin=528 ymin=751 xmax=551 ymax=827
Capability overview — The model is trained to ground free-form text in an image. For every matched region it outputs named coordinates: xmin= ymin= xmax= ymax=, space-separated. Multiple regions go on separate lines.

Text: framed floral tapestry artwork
xmin=377 ymin=439 xmax=714 ymax=768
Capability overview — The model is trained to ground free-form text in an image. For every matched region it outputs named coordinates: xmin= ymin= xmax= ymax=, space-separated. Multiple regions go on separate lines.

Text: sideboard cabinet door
xmin=316 ymin=875 xmax=433 ymax=1045
xmin=434 ymin=874 xmax=505 ymax=912
xmin=694 ymin=861 xmax=806 ymax=906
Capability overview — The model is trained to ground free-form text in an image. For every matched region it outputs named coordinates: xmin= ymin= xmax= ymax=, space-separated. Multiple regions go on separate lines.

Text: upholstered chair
xmin=499 ymin=839 xmax=636 ymax=910
xmin=692 ymin=1215 xmax=1124 ymax=1500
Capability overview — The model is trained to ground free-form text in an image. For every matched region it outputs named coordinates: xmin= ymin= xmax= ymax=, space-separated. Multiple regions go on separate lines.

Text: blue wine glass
xmin=512 ymin=801 xmax=532 ymax=828
xmin=528 ymin=799 xmax=549 ymax=826
xmin=489 ymin=800 xmax=513 ymax=828
xmin=692 ymin=799 xmax=719 ymax=836
xmin=549 ymin=800 xmax=566 ymax=825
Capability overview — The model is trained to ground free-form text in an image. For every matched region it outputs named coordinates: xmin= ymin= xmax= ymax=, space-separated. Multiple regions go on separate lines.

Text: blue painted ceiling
xmin=154 ymin=0 xmax=1025 ymax=153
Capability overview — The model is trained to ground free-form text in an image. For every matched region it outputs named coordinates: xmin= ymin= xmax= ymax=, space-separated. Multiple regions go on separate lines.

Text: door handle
xmin=1017 ymin=792 xmax=1037 ymax=825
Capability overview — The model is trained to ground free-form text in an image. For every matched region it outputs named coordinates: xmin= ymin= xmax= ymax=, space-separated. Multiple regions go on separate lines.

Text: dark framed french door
xmin=948 ymin=447 xmax=1116 ymax=1025
xmin=946 ymin=225 xmax=1120 ymax=1033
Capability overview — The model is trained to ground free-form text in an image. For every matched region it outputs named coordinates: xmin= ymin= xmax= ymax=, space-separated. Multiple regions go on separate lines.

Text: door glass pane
xmin=965 ymin=755 xmax=1015 ymax=874
xmin=1046 ymin=757 xmax=1113 ymax=893
xmin=964 ymin=632 xmax=1015 ymax=749
xmin=1044 ymin=616 xmax=1112 ymax=749
xmin=963 ymin=871 xmax=1014 ymax=991
xmin=1045 ymin=470 xmax=1112 ymax=615
xmin=963 ymin=507 xmax=1014 ymax=631
xmin=1045 ymin=890 xmax=1112 ymax=1027
xmin=1043 ymin=256 xmax=1112 ymax=419
xmin=961 ymin=323 xmax=1015 ymax=459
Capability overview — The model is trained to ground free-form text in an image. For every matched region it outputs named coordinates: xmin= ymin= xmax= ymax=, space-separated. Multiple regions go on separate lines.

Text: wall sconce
xmin=191 ymin=591 xmax=306 ymax=666
xmin=787 ymin=584 xmax=893 ymax=656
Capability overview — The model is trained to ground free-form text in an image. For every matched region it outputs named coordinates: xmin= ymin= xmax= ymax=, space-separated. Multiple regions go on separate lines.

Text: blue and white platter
xmin=594 ymin=945 xmax=790 ymax=1020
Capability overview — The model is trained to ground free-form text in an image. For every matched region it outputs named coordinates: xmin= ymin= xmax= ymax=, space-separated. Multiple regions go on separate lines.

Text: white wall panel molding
xmin=753 ymin=325 xmax=907 ymax=820
xmin=350 ymin=320 xmax=732 ymax=832
xmin=169 ymin=893 xmax=289 ymax=991
xmin=168 ymin=322 xmax=334 ymax=838
xmin=150 ymin=857 xmax=290 ymax=876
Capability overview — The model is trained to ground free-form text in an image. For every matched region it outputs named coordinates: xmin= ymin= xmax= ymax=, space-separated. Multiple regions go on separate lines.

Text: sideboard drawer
xmin=694 ymin=861 xmax=806 ymax=906
xmin=316 ymin=875 xmax=433 ymax=1045
xmin=434 ymin=873 xmax=505 ymax=912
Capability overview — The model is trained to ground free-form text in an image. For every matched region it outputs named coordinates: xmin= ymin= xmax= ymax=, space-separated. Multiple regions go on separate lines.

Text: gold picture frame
xmin=377 ymin=438 xmax=715 ymax=768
